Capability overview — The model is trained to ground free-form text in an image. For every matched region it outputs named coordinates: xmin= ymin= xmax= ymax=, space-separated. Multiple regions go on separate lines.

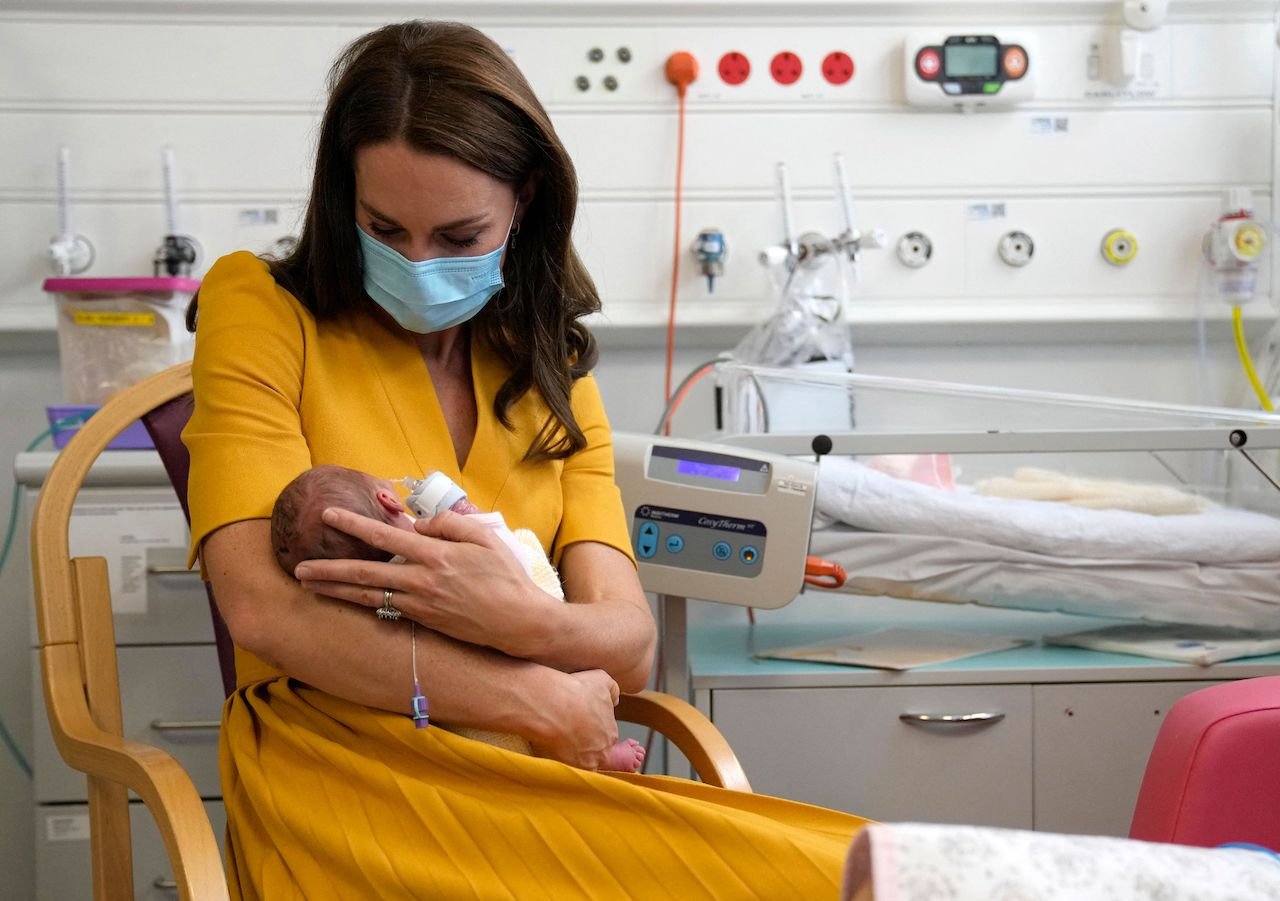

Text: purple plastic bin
xmin=47 ymin=405 xmax=154 ymax=451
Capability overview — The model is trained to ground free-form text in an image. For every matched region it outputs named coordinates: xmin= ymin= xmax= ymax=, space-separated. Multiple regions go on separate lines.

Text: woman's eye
xmin=369 ymin=223 xmax=401 ymax=238
xmin=444 ymin=234 xmax=481 ymax=249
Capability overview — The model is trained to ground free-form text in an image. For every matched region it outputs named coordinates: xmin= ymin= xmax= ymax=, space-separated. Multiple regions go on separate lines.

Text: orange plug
xmin=665 ymin=51 xmax=699 ymax=97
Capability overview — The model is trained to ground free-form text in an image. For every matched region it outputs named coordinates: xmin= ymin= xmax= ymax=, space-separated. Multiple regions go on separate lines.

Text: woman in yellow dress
xmin=186 ymin=20 xmax=868 ymax=899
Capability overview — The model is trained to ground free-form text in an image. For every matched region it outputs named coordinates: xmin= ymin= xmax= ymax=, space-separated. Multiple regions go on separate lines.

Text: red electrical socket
xmin=770 ymin=51 xmax=803 ymax=85
xmin=718 ymin=51 xmax=751 ymax=85
xmin=821 ymin=51 xmax=855 ymax=85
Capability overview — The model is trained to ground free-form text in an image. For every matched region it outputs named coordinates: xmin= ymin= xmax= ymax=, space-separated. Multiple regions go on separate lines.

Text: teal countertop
xmin=686 ymin=596 xmax=1280 ymax=688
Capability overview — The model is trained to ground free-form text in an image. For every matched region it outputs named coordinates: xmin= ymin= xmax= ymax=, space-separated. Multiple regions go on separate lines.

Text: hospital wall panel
xmin=2 ymin=193 xmax=1269 ymax=328
xmin=1 ymin=106 xmax=1269 ymax=196
xmin=1 ymin=4 xmax=1275 ymax=327
xmin=0 ymin=19 xmax=1272 ymax=107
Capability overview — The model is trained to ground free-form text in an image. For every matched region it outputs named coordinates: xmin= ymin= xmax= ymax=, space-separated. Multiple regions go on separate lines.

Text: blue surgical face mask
xmin=357 ymin=206 xmax=516 ymax=333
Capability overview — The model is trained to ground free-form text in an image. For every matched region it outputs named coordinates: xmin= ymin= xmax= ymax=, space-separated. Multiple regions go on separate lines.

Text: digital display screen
xmin=945 ymin=44 xmax=998 ymax=78
xmin=676 ymin=459 xmax=741 ymax=482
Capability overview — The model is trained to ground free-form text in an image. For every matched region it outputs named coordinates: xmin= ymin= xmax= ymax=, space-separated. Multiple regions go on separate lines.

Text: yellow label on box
xmin=73 ymin=311 xmax=156 ymax=327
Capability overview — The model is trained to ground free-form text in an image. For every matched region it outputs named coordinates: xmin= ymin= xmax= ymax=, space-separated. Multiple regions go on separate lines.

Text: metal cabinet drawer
xmin=711 ymin=684 xmax=1033 ymax=827
xmin=32 ymin=645 xmax=225 ymax=802
xmin=1033 ymin=680 xmax=1229 ymax=837
xmin=24 ymin=486 xmax=212 ymax=647
xmin=35 ymin=800 xmax=226 ymax=901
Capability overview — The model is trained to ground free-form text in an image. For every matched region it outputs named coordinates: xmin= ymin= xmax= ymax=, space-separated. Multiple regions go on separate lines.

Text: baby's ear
xmin=374 ymin=487 xmax=406 ymax=519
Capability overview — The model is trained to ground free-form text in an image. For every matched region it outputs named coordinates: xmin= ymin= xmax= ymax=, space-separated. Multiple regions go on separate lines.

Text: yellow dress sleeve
xmin=551 ymin=374 xmax=637 ymax=566
xmin=183 ymin=251 xmax=313 ymax=567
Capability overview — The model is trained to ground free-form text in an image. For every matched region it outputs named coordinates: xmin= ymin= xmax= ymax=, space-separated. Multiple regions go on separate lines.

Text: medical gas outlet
xmin=1101 ymin=229 xmax=1138 ymax=266
xmin=692 ymin=229 xmax=727 ymax=292
xmin=895 ymin=232 xmax=933 ymax=269
xmin=998 ymin=231 xmax=1035 ymax=267
xmin=905 ymin=32 xmax=1037 ymax=108
xmin=1203 ymin=189 xmax=1268 ymax=305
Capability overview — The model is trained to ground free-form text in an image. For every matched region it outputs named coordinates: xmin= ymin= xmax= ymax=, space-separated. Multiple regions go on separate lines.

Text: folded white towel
xmin=817 ymin=457 xmax=1280 ymax=564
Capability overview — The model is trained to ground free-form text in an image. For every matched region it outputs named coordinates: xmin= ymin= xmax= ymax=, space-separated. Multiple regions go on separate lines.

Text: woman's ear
xmin=515 ymin=173 xmax=540 ymax=225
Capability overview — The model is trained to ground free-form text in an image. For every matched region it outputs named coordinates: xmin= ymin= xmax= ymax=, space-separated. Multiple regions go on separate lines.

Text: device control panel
xmin=631 ymin=505 xmax=766 ymax=577
xmin=904 ymin=31 xmax=1037 ymax=108
xmin=612 ymin=432 xmax=816 ymax=608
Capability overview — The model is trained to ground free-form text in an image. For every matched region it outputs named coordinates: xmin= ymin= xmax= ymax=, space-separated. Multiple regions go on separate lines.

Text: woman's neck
xmin=414 ymin=325 xmax=469 ymax=368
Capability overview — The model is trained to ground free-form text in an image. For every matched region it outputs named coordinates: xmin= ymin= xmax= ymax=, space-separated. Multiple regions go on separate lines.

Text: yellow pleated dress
xmin=185 ymin=252 xmax=869 ymax=900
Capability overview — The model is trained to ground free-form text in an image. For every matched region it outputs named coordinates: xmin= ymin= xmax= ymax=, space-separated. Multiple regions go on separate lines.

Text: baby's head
xmin=271 ymin=464 xmax=413 ymax=577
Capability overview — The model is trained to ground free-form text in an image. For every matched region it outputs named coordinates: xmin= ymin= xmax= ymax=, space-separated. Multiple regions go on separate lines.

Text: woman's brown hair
xmin=188 ymin=21 xmax=600 ymax=460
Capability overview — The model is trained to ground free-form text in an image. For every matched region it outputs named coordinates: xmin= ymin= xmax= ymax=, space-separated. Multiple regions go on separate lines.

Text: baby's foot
xmin=604 ymin=738 xmax=646 ymax=773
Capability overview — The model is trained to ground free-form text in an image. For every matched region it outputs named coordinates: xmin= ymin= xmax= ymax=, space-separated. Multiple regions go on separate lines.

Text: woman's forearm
xmin=204 ymin=520 xmax=562 ymax=736
xmin=512 ymin=541 xmax=656 ymax=693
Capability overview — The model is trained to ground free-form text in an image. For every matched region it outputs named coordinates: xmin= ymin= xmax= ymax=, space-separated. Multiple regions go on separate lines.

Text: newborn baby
xmin=271 ymin=464 xmax=646 ymax=773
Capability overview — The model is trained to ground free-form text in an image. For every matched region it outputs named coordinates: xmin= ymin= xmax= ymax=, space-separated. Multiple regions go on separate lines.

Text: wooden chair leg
xmin=76 ymin=558 xmax=135 ymax=900
xmin=88 ymin=777 xmax=134 ymax=901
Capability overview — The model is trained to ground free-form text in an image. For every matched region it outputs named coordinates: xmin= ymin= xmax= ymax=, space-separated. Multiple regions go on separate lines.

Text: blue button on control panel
xmin=740 ymin=545 xmax=759 ymax=565
xmin=637 ymin=521 xmax=659 ymax=559
xmin=712 ymin=541 xmax=732 ymax=561
xmin=665 ymin=534 xmax=684 ymax=553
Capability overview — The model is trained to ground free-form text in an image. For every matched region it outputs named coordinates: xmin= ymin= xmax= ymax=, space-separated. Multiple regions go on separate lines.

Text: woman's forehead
xmin=354 ymin=141 xmax=512 ymax=224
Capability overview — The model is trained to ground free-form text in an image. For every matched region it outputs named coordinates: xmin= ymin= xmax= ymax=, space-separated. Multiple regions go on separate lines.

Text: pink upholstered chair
xmin=1130 ymin=675 xmax=1280 ymax=849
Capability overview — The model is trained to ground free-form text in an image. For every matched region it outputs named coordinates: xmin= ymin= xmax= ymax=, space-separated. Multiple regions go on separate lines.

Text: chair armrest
xmin=42 ymin=645 xmax=229 ymax=901
xmin=615 ymin=690 xmax=752 ymax=792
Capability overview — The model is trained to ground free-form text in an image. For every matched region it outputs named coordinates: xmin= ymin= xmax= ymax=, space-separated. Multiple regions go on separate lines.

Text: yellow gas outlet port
xmin=1101 ymin=228 xmax=1138 ymax=266
xmin=1234 ymin=222 xmax=1266 ymax=261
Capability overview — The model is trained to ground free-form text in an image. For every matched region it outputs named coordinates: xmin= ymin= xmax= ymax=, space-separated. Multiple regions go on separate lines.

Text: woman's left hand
xmin=293 ymin=507 xmax=558 ymax=656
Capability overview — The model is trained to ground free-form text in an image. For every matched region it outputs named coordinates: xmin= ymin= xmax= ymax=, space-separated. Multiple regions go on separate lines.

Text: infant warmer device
xmin=42 ymin=277 xmax=198 ymax=448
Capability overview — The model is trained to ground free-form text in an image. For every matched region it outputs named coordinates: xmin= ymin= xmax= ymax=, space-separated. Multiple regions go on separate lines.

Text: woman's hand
xmin=293 ymin=507 xmax=559 ymax=655
xmin=526 ymin=668 xmax=621 ymax=770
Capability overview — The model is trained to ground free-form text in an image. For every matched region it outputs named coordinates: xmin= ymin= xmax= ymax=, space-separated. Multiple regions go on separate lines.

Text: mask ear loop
xmin=508 ymin=202 xmax=521 ymax=250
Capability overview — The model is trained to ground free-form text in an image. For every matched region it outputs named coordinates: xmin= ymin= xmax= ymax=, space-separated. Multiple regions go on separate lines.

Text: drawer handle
xmin=153 ymin=876 xmax=178 ymax=891
xmin=899 ymin=712 xmax=1005 ymax=725
xmin=146 ymin=564 xmax=200 ymax=576
xmin=150 ymin=720 xmax=220 ymax=732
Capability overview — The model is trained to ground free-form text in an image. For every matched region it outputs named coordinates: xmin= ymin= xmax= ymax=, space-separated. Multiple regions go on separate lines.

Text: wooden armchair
xmin=30 ymin=361 xmax=749 ymax=901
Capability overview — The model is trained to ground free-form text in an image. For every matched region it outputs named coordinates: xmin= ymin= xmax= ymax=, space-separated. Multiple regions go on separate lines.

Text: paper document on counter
xmin=1047 ymin=622 xmax=1280 ymax=666
xmin=756 ymin=628 xmax=1029 ymax=670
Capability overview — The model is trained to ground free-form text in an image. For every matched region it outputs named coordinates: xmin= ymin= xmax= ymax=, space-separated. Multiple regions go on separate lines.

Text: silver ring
xmin=377 ymin=588 xmax=402 ymax=622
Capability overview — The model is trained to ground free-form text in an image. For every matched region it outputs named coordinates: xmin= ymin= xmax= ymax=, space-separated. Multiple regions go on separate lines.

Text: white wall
xmin=2 ymin=0 xmax=1278 ymax=893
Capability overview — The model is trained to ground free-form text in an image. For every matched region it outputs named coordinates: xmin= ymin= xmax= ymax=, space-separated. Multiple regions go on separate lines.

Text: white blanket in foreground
xmin=818 ymin=457 xmax=1280 ymax=564
xmin=842 ymin=822 xmax=1280 ymax=901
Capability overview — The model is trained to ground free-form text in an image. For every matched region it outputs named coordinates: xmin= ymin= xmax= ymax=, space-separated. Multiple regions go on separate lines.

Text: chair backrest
xmin=30 ymin=361 xmax=229 ymax=901
xmin=140 ymin=392 xmax=237 ymax=697
xmin=1130 ymin=675 xmax=1280 ymax=849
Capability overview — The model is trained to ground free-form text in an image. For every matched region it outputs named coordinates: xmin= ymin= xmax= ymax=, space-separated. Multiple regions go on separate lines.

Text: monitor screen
xmin=944 ymin=44 xmax=998 ymax=78
xmin=676 ymin=459 xmax=742 ymax=482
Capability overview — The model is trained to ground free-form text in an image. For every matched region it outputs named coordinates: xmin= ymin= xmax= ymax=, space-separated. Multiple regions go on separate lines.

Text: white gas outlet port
xmin=895 ymin=231 xmax=933 ymax=268
xmin=998 ymin=230 xmax=1035 ymax=267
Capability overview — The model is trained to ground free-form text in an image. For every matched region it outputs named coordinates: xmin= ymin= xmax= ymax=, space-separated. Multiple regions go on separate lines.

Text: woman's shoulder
xmin=198 ymin=251 xmax=312 ymax=328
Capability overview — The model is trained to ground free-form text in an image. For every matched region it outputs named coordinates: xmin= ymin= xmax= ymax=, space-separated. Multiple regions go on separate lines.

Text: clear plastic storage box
xmin=42 ymin=277 xmax=199 ymax=448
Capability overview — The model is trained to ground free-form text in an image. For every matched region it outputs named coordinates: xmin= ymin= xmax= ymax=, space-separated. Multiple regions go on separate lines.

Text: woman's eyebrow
xmin=359 ymin=201 xmax=487 ymax=233
xmin=432 ymin=214 xmax=487 ymax=232
xmin=359 ymin=200 xmax=402 ymax=226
